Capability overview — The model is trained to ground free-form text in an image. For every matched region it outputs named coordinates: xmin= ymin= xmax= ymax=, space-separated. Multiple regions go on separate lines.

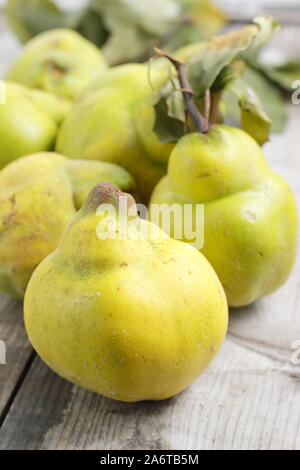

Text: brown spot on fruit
xmin=9 ymin=194 xmax=16 ymax=207
xmin=196 ymin=172 xmax=211 ymax=178
xmin=46 ymin=60 xmax=69 ymax=79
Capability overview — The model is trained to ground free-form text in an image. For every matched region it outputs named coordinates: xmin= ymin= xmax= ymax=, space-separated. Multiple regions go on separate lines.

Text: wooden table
xmin=0 ymin=22 xmax=299 ymax=451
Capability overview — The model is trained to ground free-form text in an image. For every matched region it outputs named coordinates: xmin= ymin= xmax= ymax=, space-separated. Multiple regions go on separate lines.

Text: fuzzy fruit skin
xmin=0 ymin=153 xmax=135 ymax=298
xmin=0 ymin=81 xmax=70 ymax=169
xmin=150 ymin=125 xmax=298 ymax=307
xmin=24 ymin=184 xmax=228 ymax=402
xmin=56 ymin=62 xmax=173 ymax=203
xmin=6 ymin=29 xmax=108 ymax=100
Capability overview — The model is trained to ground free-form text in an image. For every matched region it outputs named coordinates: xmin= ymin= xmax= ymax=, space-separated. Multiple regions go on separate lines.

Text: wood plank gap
xmin=0 ymin=351 xmax=36 ymax=429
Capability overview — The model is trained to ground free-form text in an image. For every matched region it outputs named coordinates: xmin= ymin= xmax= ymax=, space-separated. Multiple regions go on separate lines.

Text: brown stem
xmin=210 ymin=90 xmax=223 ymax=125
xmin=154 ymin=47 xmax=204 ymax=134
xmin=184 ymin=109 xmax=189 ymax=134
xmin=203 ymin=89 xmax=211 ymax=133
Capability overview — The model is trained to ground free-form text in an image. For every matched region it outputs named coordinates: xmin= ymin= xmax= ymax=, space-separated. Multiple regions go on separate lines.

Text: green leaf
xmin=153 ymin=80 xmax=185 ymax=144
xmin=92 ymin=0 xmax=180 ymax=37
xmin=212 ymin=62 xmax=273 ymax=144
xmin=153 ymin=97 xmax=185 ymax=144
xmin=6 ymin=0 xmax=69 ymax=43
xmin=165 ymin=0 xmax=227 ymax=51
xmin=93 ymin=0 xmax=226 ymax=59
xmin=243 ymin=65 xmax=288 ymax=133
xmin=226 ymin=77 xmax=271 ymax=145
xmin=258 ymin=60 xmax=300 ymax=92
xmin=76 ymin=6 xmax=110 ymax=48
xmin=90 ymin=0 xmax=180 ymax=64
xmin=153 ymin=18 xmax=282 ymax=145
xmin=5 ymin=0 xmax=112 ymax=51
xmin=269 ymin=60 xmax=300 ymax=90
xmin=247 ymin=16 xmax=280 ymax=50
xmin=180 ymin=0 xmax=227 ymax=38
xmin=186 ymin=16 xmax=280 ymax=98
xmin=211 ymin=64 xmax=240 ymax=93
xmin=222 ymin=64 xmax=288 ymax=138
xmin=102 ymin=26 xmax=156 ymax=65
xmin=6 ymin=0 xmax=228 ymax=64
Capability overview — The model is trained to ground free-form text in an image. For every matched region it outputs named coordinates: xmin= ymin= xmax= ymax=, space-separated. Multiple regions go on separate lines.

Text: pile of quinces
xmin=0 ymin=18 xmax=297 ymax=402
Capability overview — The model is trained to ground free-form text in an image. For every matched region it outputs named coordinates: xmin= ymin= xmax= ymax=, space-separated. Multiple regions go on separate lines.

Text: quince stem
xmin=154 ymin=48 xmax=205 ymax=134
xmin=210 ymin=90 xmax=223 ymax=125
xmin=203 ymin=89 xmax=211 ymax=134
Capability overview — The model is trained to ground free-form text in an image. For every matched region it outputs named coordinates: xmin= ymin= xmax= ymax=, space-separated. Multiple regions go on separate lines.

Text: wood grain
xmin=0 ymin=295 xmax=33 ymax=421
xmin=0 ymin=336 xmax=299 ymax=450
